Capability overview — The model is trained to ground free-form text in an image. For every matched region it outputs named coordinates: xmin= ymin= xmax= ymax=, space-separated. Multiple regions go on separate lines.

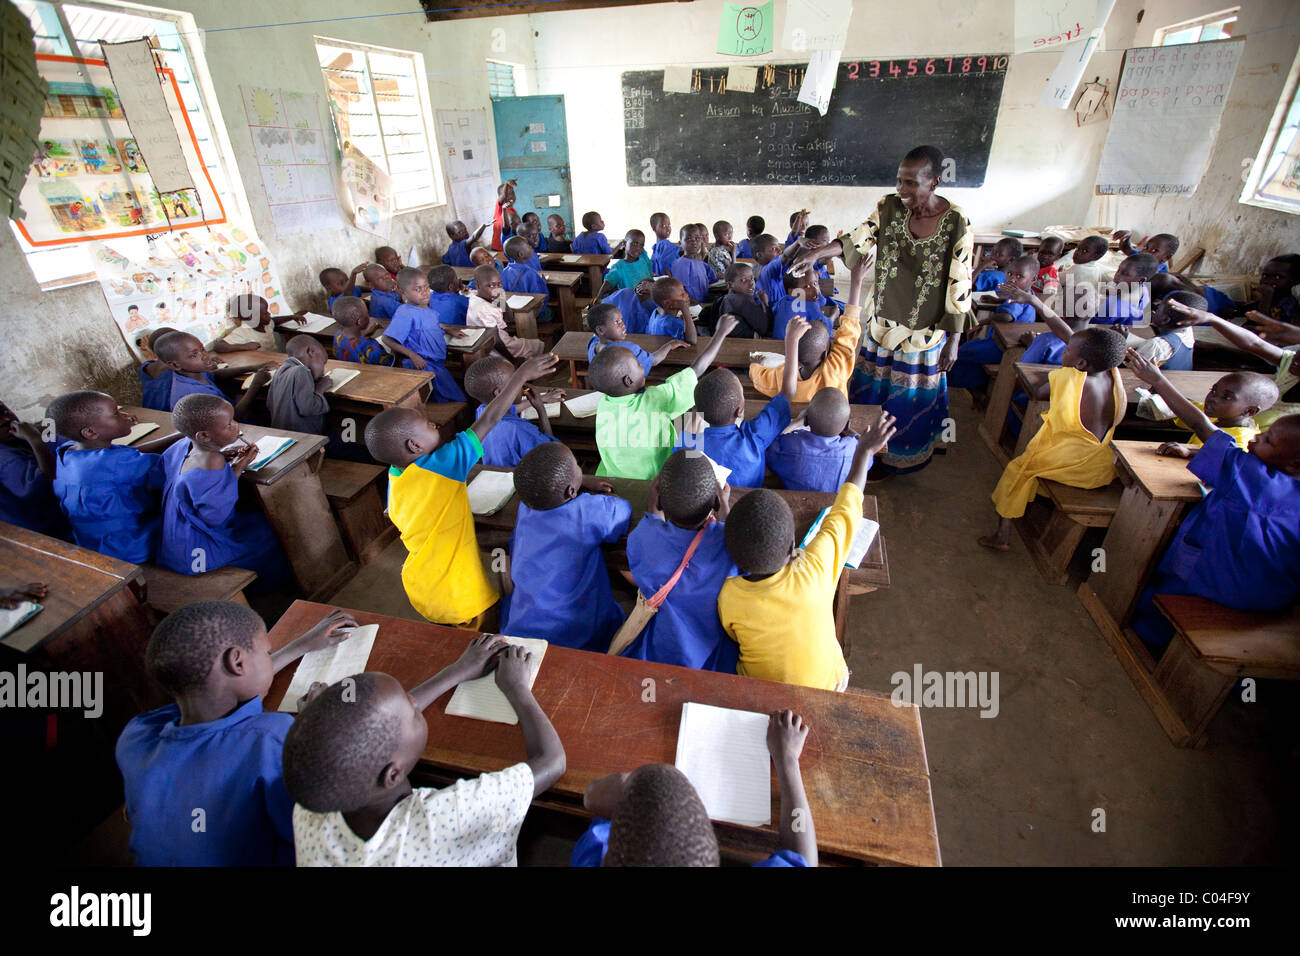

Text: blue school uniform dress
xmin=949 ymin=301 xmax=1038 ymax=389
xmin=765 ymin=430 xmax=857 ymax=493
xmin=651 ymin=239 xmax=680 ymax=276
xmin=327 ymin=287 xmax=360 ymax=310
xmin=157 ymin=439 xmax=287 ymax=582
xmin=536 ymin=235 xmax=548 ymax=253
xmin=368 ymin=288 xmax=401 ymax=320
xmin=1152 ymin=329 xmax=1194 ymax=370
xmin=1126 ymin=249 xmax=1169 ymax=273
xmin=604 ymin=251 xmax=652 ymax=291
xmin=677 ymin=394 xmax=791 ymax=489
xmin=500 ymin=493 xmax=633 ymax=651
xmin=973 ymin=270 xmax=1006 ymax=293
xmin=442 ymin=239 xmax=473 ymax=267
xmin=784 ymin=231 xmax=799 ymax=248
xmin=168 ymin=372 xmax=227 ymax=411
xmin=588 ymin=336 xmax=654 ymax=376
xmin=501 ymin=262 xmax=548 ymax=296
xmin=1201 ymin=285 xmax=1238 ymax=317
xmin=139 ymin=361 xmax=173 ymax=411
xmin=772 ymin=291 xmax=832 ymax=339
xmin=428 ymin=291 xmax=470 ymax=326
xmin=0 ymin=442 xmax=67 ymax=537
xmin=1092 ymin=288 xmax=1149 ymax=326
xmin=605 ymin=287 xmax=654 ymax=334
xmin=669 ymin=258 xmax=718 ymax=304
xmin=53 ymin=444 xmax=165 ymax=564
xmin=474 ymin=404 xmax=557 ymax=468
xmin=386 ymin=303 xmax=466 ymax=402
xmin=757 ymin=258 xmax=786 ymax=306
xmin=1130 ymin=431 xmax=1300 ymax=653
xmin=569 ymin=819 xmax=808 ymax=867
xmin=622 ymin=517 xmax=739 ymax=671
xmin=572 ymin=231 xmax=612 ymax=255
xmin=737 ymin=238 xmax=753 ymax=260
xmin=644 ymin=308 xmax=686 ymax=339
xmin=115 ymin=697 xmax=295 ymax=866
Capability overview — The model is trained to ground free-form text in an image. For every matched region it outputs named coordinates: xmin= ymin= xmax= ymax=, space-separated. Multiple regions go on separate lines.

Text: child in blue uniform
xmin=522 ymin=211 xmax=547 ymax=252
xmin=649 ymin=212 xmax=679 ymax=275
xmin=973 ymin=237 xmax=1023 ymax=292
xmin=1132 ymin=289 xmax=1206 ymax=370
xmin=752 ymin=234 xmax=787 ymax=308
xmin=949 ymin=254 xmax=1039 ymax=391
xmin=158 ymin=393 xmax=289 ymax=583
xmin=425 ymin=265 xmax=470 ymax=325
xmin=500 ymin=237 xmax=548 ymax=296
xmin=156 ymin=331 xmax=271 ymax=417
xmin=0 ymin=399 xmax=66 ymax=537
xmin=1118 ymin=231 xmax=1178 ymax=273
xmin=621 ymin=450 xmax=738 ymax=672
xmin=717 ymin=263 xmax=771 ymax=339
xmin=441 ymin=219 xmax=487 ymax=267
xmin=1125 ymin=350 xmax=1300 ymax=655
xmin=771 ymin=268 xmax=834 ymax=339
xmin=765 ymin=387 xmax=859 ymax=492
xmin=1092 ymin=254 xmax=1157 ymax=326
xmin=47 ymin=391 xmax=165 ymax=564
xmin=599 ymin=229 xmax=652 ymax=295
xmin=586 ymin=302 xmax=684 ymax=376
xmin=116 ymin=601 xmax=357 ymax=865
xmin=500 ymin=442 xmax=632 ymax=651
xmin=381 ymin=268 xmax=467 ymax=403
xmin=321 ymin=263 xmax=366 ymax=310
xmin=332 ymin=296 xmax=394 ymax=365
xmin=669 ymin=224 xmax=718 ymax=305
xmin=362 ymin=264 xmax=402 ymax=321
xmin=137 ymin=325 xmax=178 ymax=411
xmin=675 ymin=320 xmax=800 ymax=488
xmin=516 ymin=221 xmax=545 ymax=271
xmin=645 ymin=277 xmax=698 ymax=341
xmin=572 ymin=210 xmax=612 ymax=255
xmin=463 ymin=355 xmax=560 ymax=468
xmin=736 ymin=215 xmax=764 ymax=260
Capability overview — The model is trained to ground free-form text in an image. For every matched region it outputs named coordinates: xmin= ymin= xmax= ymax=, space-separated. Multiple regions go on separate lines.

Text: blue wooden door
xmin=491 ymin=95 xmax=572 ymax=236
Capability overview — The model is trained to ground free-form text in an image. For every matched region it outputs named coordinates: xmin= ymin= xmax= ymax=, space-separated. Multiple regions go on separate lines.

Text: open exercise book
xmin=220 ymin=435 xmax=295 ymax=472
xmin=519 ymin=401 xmax=562 ymax=421
xmin=241 ymin=367 xmax=359 ymax=393
xmin=279 ymin=624 xmax=379 ymax=713
xmin=563 ymin=391 xmax=602 ymax=419
xmin=0 ymin=602 xmax=43 ymax=645
xmin=444 ymin=326 xmax=491 ymax=351
xmin=675 ymin=702 xmax=771 ymax=827
xmin=505 ymin=294 xmax=534 ymax=310
xmin=749 ymin=351 xmax=784 ymax=368
xmin=295 ymin=313 xmax=336 ymax=334
xmin=467 ymin=469 xmax=515 ymax=515
xmin=113 ymin=422 xmax=158 ymax=446
xmin=800 ymin=506 xmax=879 ymax=569
xmin=446 ymin=636 xmax=547 ymax=724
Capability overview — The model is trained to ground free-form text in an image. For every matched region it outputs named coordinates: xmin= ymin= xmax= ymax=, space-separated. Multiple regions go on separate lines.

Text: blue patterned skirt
xmin=849 ymin=333 xmax=948 ymax=471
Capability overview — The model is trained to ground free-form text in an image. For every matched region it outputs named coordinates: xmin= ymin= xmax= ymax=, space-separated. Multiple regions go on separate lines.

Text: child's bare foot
xmin=977 ymin=535 xmax=1010 ymax=552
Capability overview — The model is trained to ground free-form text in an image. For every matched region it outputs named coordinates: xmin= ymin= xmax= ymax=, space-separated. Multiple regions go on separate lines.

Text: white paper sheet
xmin=800 ymin=506 xmax=879 ymax=568
xmin=296 ymin=312 xmax=336 ymax=333
xmin=467 ymin=469 xmax=515 ymax=515
xmin=1015 ymin=0 xmax=1105 ymax=54
xmin=101 ymin=39 xmax=196 ymax=193
xmin=782 ymin=0 xmax=854 ymax=53
xmin=323 ymin=368 xmax=360 ymax=392
xmin=797 ymin=49 xmax=842 ymax=117
xmin=222 ymin=435 xmax=295 ymax=471
xmin=519 ymin=402 xmax=561 ymax=421
xmin=749 ymin=351 xmax=785 ymax=367
xmin=445 ymin=636 xmax=547 ymax=724
xmin=114 ymin=422 xmax=159 ymax=446
xmin=561 ymin=254 xmax=583 ymax=263
xmin=663 ymin=66 xmax=694 ymax=94
xmin=726 ymin=66 xmax=758 ymax=93
xmin=278 ymin=624 xmax=379 ymax=712
xmin=0 ymin=602 xmax=42 ymax=643
xmin=505 ymin=294 xmax=535 ymax=310
xmin=675 ymin=702 xmax=771 ymax=827
xmin=563 ymin=391 xmax=603 ymax=418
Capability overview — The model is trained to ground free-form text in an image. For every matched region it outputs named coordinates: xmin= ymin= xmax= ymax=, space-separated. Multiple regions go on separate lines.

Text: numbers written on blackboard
xmin=846 ymin=55 xmax=1008 ymax=79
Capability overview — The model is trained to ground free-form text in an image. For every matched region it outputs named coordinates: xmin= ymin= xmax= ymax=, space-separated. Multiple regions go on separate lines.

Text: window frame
xmin=486 ymin=57 xmax=529 ymax=99
xmin=1239 ymin=43 xmax=1300 ymax=216
xmin=1152 ymin=7 xmax=1239 ymax=47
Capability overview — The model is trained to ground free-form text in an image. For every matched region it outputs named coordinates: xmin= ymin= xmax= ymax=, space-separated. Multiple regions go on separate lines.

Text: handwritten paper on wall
xmin=438 ymin=109 xmax=496 ymax=234
xmin=782 ymin=0 xmax=854 ymax=53
xmin=1095 ymin=40 xmax=1245 ymax=196
xmin=241 ymin=87 xmax=336 ymax=238
xmin=1015 ymin=0 xmax=1106 ymax=54
xmin=797 ymin=49 xmax=842 ymax=116
xmin=717 ymin=1 xmax=774 ymax=56
xmin=1037 ymin=0 xmax=1116 ymax=109
xmin=100 ymin=39 xmax=195 ymax=194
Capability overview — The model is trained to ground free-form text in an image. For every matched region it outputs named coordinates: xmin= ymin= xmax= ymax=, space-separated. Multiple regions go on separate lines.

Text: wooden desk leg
xmin=1152 ymin=634 xmax=1235 ymax=747
xmin=834 ymin=572 xmax=852 ymax=660
xmin=417 ymin=382 xmax=432 ymax=403
xmin=980 ymin=345 xmax=1025 ymax=460
xmin=587 ymin=265 xmax=603 ymax=297
xmin=1086 ymin=485 xmax=1185 ymax=626
xmin=255 ymin=454 xmax=357 ymax=601
xmin=568 ymin=359 xmax=580 ymax=389
xmin=1014 ymin=398 xmax=1047 ymax=456
xmin=515 ymin=308 xmax=539 ymax=340
xmin=557 ymin=287 xmax=579 ymax=332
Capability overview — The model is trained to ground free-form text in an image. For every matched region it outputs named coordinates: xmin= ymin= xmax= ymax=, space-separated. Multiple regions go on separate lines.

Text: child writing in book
xmin=48 ymin=391 xmax=165 ymax=564
xmin=467 ymin=264 xmax=544 ymax=359
xmin=573 ymin=210 xmax=612 ymax=255
xmin=501 ymin=442 xmax=631 ymax=651
xmin=267 ymin=335 xmax=332 ymax=436
xmin=117 ymin=601 xmax=356 ymax=865
xmin=442 ymin=220 xmax=488 ymax=267
xmin=362 ymin=263 xmax=403 ymax=321
xmin=670 ymin=224 xmax=718 ymax=305
xmin=0 ymin=398 xmax=66 ymax=537
xmin=573 ymin=710 xmax=816 ymax=866
xmin=646 ymin=277 xmax=699 ymax=342
xmin=718 ymin=414 xmax=896 ymax=691
xmin=765 ymin=387 xmax=859 ymax=493
xmin=332 ymin=296 xmax=394 ymax=366
xmin=137 ymin=326 xmax=177 ymax=411
xmin=1124 ymin=349 xmax=1300 ymax=654
xmin=156 ymin=331 xmax=272 ymax=417
xmin=676 ymin=320 xmax=800 ymax=488
xmin=1151 ymin=371 xmax=1279 ymax=459
xmin=602 ymin=278 xmax=656 ymax=334
xmin=500 ymin=237 xmax=548 ymax=297
xmin=463 ymin=355 xmax=561 ymax=468
xmin=158 ymin=393 xmax=289 ymax=582
xmin=382 ymin=268 xmax=467 ymax=403
xmin=284 ymin=643 xmax=565 ymax=866
xmin=587 ymin=301 xmax=686 ymax=374
xmin=320 ymin=263 xmax=367 ymax=310
xmin=597 ymin=229 xmax=652 ymax=296
xmin=620 ymin=449 xmax=737 ymax=673
xmin=649 ymin=212 xmax=679 ymax=276
xmin=592 ymin=314 xmax=738 ymax=480
xmin=363 ymin=353 xmax=558 ymax=626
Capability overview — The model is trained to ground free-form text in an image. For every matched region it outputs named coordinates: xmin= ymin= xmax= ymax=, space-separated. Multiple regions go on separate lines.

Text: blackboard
xmin=623 ymin=55 xmax=1009 ymax=188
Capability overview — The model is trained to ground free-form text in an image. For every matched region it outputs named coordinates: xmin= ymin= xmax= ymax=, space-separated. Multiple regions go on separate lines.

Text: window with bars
xmin=317 ymin=38 xmax=442 ymax=212
xmin=487 ymin=59 xmax=517 ymax=98
xmin=1240 ymin=45 xmax=1300 ymax=215
xmin=1154 ymin=8 xmax=1238 ymax=46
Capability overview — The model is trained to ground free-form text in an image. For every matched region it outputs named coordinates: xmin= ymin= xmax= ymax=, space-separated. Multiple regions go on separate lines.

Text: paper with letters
xmin=726 ymin=66 xmax=758 ymax=93
xmin=279 ymin=624 xmax=379 ymax=712
xmin=797 ymin=49 xmax=842 ymax=116
xmin=663 ymin=66 xmax=694 ymax=94
xmin=782 ymin=0 xmax=853 ymax=53
xmin=1037 ymin=0 xmax=1116 ymax=109
xmin=446 ymin=636 xmax=548 ymax=724
xmin=675 ymin=702 xmax=771 ymax=826
xmin=101 ymin=39 xmax=196 ymax=193
xmin=467 ymin=469 xmax=515 ymax=515
xmin=1015 ymin=0 xmax=1105 ymax=54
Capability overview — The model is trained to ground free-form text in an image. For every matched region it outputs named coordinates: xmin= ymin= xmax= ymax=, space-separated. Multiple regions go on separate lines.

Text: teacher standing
xmin=792 ymin=145 xmax=975 ymax=474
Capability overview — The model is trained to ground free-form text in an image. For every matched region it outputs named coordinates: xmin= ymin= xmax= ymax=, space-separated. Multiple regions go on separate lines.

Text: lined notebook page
xmin=799 ymin=508 xmax=879 ymax=569
xmin=675 ymin=702 xmax=771 ymax=826
xmin=564 ymin=392 xmax=602 ymax=418
xmin=246 ymin=436 xmax=295 ymax=471
xmin=113 ymin=422 xmax=159 ymax=446
xmin=296 ymin=313 xmax=335 ymax=333
xmin=0 ymin=602 xmax=43 ymax=646
xmin=445 ymin=636 xmax=548 ymax=724
xmin=278 ymin=624 xmax=379 ymax=712
xmin=467 ymin=470 xmax=515 ymax=515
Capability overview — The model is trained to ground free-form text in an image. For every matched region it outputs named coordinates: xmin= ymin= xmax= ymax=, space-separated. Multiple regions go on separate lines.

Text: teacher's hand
xmin=938 ymin=333 xmax=961 ymax=373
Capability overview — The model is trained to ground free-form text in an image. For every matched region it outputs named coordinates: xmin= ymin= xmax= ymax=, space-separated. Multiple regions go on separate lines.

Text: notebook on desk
xmin=519 ymin=402 xmax=562 ymax=421
xmin=445 ymin=326 xmax=491 ymax=351
xmin=563 ymin=392 xmax=602 ymax=418
xmin=467 ymin=469 xmax=515 ymax=515
xmin=296 ymin=313 xmax=336 ymax=334
xmin=799 ymin=507 xmax=880 ymax=569
xmin=445 ymin=636 xmax=547 ymax=725
xmin=505 ymin=294 xmax=534 ymax=310
xmin=221 ymin=435 xmax=295 ymax=472
xmin=278 ymin=624 xmax=379 ymax=713
xmin=675 ymin=702 xmax=771 ymax=827
xmin=323 ymin=368 xmax=361 ymax=392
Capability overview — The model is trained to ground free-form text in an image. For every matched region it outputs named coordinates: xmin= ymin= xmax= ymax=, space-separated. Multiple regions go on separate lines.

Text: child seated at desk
xmin=375 ymin=245 xmax=403 ymax=280
xmin=1057 ymin=235 xmax=1110 ymax=316
xmin=600 ymin=229 xmax=652 ymax=295
xmin=137 ymin=325 xmax=178 ymax=411
xmin=587 ymin=301 xmax=684 ymax=375
xmin=332 ymin=296 xmax=394 ymax=366
xmin=158 ymin=394 xmax=288 ymax=582
xmin=516 ymin=221 xmax=545 ymax=272
xmin=600 ymin=280 xmax=654 ymax=333
xmin=573 ymin=210 xmax=612 ymax=255
xmin=468 ymin=264 xmax=544 ymax=359
xmin=646 ymin=277 xmax=699 ymax=342
xmin=718 ymin=263 xmax=771 ymax=339
xmin=1092 ymin=254 xmax=1157 ymax=326
xmin=752 ymin=234 xmax=788 ymax=309
xmin=500 ymin=237 xmax=548 ymax=297
xmin=772 ymin=267 xmax=834 ymax=340
xmin=737 ymin=215 xmax=763 ymax=260
xmin=718 ymin=415 xmax=895 ymax=691
xmin=706 ymin=219 xmax=735 ymax=278
xmin=1117 ymin=230 xmax=1178 ymax=273
xmin=592 ymin=315 xmax=738 ymax=479
xmin=501 ymin=442 xmax=631 ymax=650
xmin=442 ymin=220 xmax=488 ymax=268
xmin=364 ymin=353 xmax=557 ymax=626
xmin=283 ymin=646 xmax=565 ymax=866
xmin=267 ymin=335 xmax=332 ymax=436
xmin=978 ymin=323 xmax=1128 ymax=552
xmin=546 ymin=213 xmax=571 ymax=254
xmin=117 ymin=602 xmax=356 ymax=866
xmin=321 ymin=263 xmax=366 ymax=310
xmin=649 ymin=212 xmax=679 ymax=276
xmin=1124 ymin=350 xmax=1300 ymax=655
xmin=1032 ymin=236 xmax=1065 ymax=300
xmin=215 ymin=294 xmax=303 ymax=354
xmin=677 ymin=323 xmax=799 ymax=488
xmin=621 ymin=450 xmax=738 ymax=672
xmin=1149 ymin=371 xmax=1279 ymax=458
xmin=156 ymin=331 xmax=271 ymax=417
xmin=766 ymin=387 xmax=860 ymax=493
xmin=573 ymin=711 xmax=816 ymax=867
xmin=382 ymin=268 xmax=467 ymax=403
xmin=1130 ymin=288 xmax=1206 ymax=370
xmin=522 ymin=211 xmax=545 ymax=251
xmin=362 ymin=263 xmax=403 ymax=321
xmin=424 ymin=265 xmax=470 ymax=325
xmin=1252 ymin=253 xmax=1300 ymax=323
xmin=469 ymin=246 xmax=499 ymax=271
xmin=973 ymin=237 xmax=1023 ymax=292
xmin=464 ymin=356 xmax=560 ymax=468
xmin=0 ymin=398 xmax=66 ymax=537
xmin=48 ymin=391 xmax=165 ymax=564
xmin=669 ymin=224 xmax=719 ymax=305
xmin=948 ymin=254 xmax=1039 ymax=393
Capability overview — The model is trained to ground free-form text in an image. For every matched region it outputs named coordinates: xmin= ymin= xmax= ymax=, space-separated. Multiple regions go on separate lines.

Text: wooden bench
xmin=1152 ymin=594 xmax=1300 ymax=747
xmin=1016 ymin=479 xmax=1123 ymax=585
xmin=319 ymin=460 xmax=398 ymax=564
xmin=141 ymin=564 xmax=257 ymax=613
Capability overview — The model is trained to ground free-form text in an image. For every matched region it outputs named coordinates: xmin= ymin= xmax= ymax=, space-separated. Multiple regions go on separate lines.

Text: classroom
xmin=0 ymin=0 xmax=1297 ymax=878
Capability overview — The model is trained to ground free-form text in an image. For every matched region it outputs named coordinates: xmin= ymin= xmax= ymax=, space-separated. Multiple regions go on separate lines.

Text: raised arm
xmin=471 ymin=353 xmax=558 ymax=441
xmin=1164 ymin=301 xmax=1284 ymax=364
xmin=680 ymin=306 xmax=698 ymax=346
xmin=997 ymin=281 xmax=1074 ymax=345
xmin=847 ymin=411 xmax=896 ymax=488
xmin=782 ymin=318 xmax=807 ymax=403
xmin=689 ymin=313 xmax=738 ymax=377
xmin=1125 ymin=348 xmax=1216 ymax=442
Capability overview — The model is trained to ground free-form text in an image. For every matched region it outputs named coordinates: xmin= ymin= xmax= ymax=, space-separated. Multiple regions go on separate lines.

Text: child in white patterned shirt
xmin=467 ymin=264 xmax=544 ymax=358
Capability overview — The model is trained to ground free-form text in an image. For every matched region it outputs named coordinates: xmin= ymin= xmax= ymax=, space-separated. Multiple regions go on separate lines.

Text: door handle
xmin=560 ymin=167 xmax=570 ymax=181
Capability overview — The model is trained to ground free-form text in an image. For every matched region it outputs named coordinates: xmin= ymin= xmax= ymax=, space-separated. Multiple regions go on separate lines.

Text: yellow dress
xmin=991 ymin=366 xmax=1125 ymax=519
xmin=1177 ymin=402 xmax=1258 ymax=451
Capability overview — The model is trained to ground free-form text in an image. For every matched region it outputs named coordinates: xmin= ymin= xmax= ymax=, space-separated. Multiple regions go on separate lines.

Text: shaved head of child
xmin=504 ymin=236 xmax=532 ymax=263
xmin=1249 ymin=414 xmax=1300 ymax=475
xmin=463 ymin=354 xmax=514 ymax=405
xmin=363 ymin=263 xmax=398 ymax=293
xmin=1203 ymin=371 xmax=1280 ymax=424
xmin=650 ymin=212 xmax=671 ymax=239
xmin=375 ymin=246 xmax=402 ymax=276
xmin=1074 ymin=235 xmax=1109 ymax=264
xmin=1151 ymin=290 xmax=1208 ymax=332
xmin=796 ymin=322 xmax=832 ymax=378
xmin=1142 ymin=233 xmax=1180 ymax=263
xmin=469 ymin=247 xmax=496 ymax=268
xmin=1037 ymin=236 xmax=1065 ymax=268
xmin=230 ymin=293 xmax=270 ymax=325
xmin=604 ymin=763 xmax=719 ymax=867
xmin=145 ymin=600 xmax=266 ymax=696
xmin=724 ymin=488 xmax=795 ymax=576
xmin=588 ymin=342 xmax=644 ymax=397
xmin=172 ymin=392 xmax=231 ymax=441
xmin=331 ymin=295 xmax=369 ymax=329
xmin=319 ymin=267 xmax=351 ymax=298
xmin=47 ymin=390 xmax=124 ymax=442
xmin=396 ymin=267 xmax=430 ymax=308
xmin=364 ymin=406 xmax=442 ymax=465
xmin=806 ymin=388 xmax=850 ymax=437
xmin=657 ymin=450 xmax=721 ymax=528
xmin=427 ymin=264 xmax=458 ymax=294
xmin=1064 ymin=327 xmax=1127 ymax=372
xmin=745 ymin=215 xmax=765 ymax=237
xmin=694 ymin=368 xmax=744 ymax=427
xmin=286 ymin=334 xmax=327 ymax=379
xmin=587 ymin=302 xmax=626 ymax=340
xmin=514 ymin=442 xmax=582 ymax=511
xmin=155 ymin=332 xmax=217 ymax=373
xmin=752 ymin=234 xmax=782 ymax=266
xmin=445 ymin=220 xmax=470 ymax=242
xmin=651 ymin=277 xmax=688 ymax=311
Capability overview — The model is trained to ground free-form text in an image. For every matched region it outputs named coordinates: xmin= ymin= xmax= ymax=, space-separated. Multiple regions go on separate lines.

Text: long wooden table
xmin=539 ymin=251 xmax=610 ymax=297
xmin=263 ymin=600 xmax=939 ymax=866
xmin=121 ymin=407 xmax=356 ymax=600
xmin=552 ymin=331 xmax=789 ymax=389
xmin=218 ymin=350 xmax=433 ymax=413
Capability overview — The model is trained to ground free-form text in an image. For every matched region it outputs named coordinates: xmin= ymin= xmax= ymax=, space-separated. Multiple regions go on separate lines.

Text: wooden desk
xmin=539 ymin=251 xmax=610 ymax=297
xmin=121 ymin=408 xmax=356 ymax=600
xmin=219 ymin=350 xmax=433 ymax=413
xmin=979 ymin=323 xmax=1048 ymax=461
xmin=454 ymin=266 xmax=582 ymax=333
xmin=264 ymin=600 xmax=939 ymax=866
xmin=552 ymin=331 xmax=787 ymax=389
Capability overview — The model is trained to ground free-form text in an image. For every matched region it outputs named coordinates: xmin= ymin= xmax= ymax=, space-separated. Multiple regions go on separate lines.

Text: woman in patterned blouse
xmin=792 ymin=145 xmax=976 ymax=473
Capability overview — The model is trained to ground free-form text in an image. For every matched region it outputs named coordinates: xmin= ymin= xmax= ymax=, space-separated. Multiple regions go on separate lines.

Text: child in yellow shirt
xmin=1157 ymin=371 xmax=1279 ymax=459
xmin=716 ymin=411 xmax=896 ymax=691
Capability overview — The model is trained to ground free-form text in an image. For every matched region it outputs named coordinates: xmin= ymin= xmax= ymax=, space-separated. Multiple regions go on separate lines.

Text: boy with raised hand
xmin=442 ymin=219 xmax=488 ymax=267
